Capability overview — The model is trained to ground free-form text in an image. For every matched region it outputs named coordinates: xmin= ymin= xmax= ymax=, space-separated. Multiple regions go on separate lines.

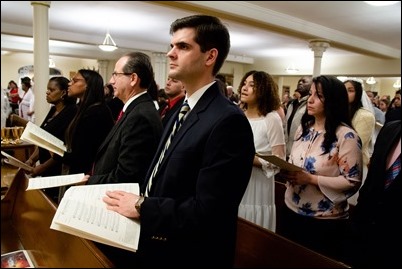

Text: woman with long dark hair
xmin=237 ymin=70 xmax=285 ymax=232
xmin=277 ymin=75 xmax=362 ymax=262
xmin=61 ymin=69 xmax=114 ymax=175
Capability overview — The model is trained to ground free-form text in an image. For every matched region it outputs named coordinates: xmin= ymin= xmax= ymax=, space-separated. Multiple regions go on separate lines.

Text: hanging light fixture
xmin=364 ymin=1 xmax=399 ymax=7
xmin=393 ymin=79 xmax=401 ymax=88
xmin=48 ymin=58 xmax=55 ymax=68
xmin=98 ymin=31 xmax=118 ymax=52
xmin=366 ymin=77 xmax=376 ymax=85
xmin=285 ymin=63 xmax=299 ymax=74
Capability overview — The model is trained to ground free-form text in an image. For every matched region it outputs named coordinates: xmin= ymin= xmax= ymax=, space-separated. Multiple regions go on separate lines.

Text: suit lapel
xmin=95 ymin=93 xmax=151 ymax=156
xmin=156 ymin=83 xmax=219 ymax=171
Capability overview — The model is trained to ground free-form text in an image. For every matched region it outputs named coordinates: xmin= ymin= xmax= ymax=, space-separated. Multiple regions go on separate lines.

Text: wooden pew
xmin=1 ymin=166 xmax=115 ymax=268
xmin=1 ymin=167 xmax=351 ymax=268
xmin=234 ymin=217 xmax=351 ymax=268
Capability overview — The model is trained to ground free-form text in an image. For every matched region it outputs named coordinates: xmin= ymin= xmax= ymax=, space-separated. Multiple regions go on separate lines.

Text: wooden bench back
xmin=234 ymin=217 xmax=350 ymax=268
xmin=1 ymin=168 xmax=114 ymax=268
xmin=2 ymin=169 xmax=350 ymax=268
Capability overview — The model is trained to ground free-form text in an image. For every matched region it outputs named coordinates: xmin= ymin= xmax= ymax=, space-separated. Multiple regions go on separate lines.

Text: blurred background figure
xmin=385 ymin=89 xmax=401 ymax=123
xmin=159 ymin=77 xmax=185 ymax=127
xmin=18 ymin=77 xmax=35 ymax=122
xmin=226 ymin=85 xmax=239 ymax=104
xmin=379 ymin=98 xmax=390 ymax=113
xmin=285 ymin=76 xmax=312 ymax=160
xmin=104 ymin=83 xmax=123 ymax=122
xmin=157 ymin=88 xmax=169 ymax=113
xmin=1 ymin=87 xmax=11 ymax=128
xmin=281 ymin=91 xmax=293 ymax=115
xmin=7 ymin=80 xmax=20 ymax=114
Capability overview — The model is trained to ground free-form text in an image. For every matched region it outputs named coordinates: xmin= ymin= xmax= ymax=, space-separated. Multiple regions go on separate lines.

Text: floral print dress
xmin=285 ymin=124 xmax=362 ymax=218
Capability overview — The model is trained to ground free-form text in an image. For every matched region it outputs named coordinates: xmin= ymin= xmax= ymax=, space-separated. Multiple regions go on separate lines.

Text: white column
xmin=31 ymin=1 xmax=51 ymax=124
xmin=152 ymin=52 xmax=167 ymax=89
xmin=98 ymin=60 xmax=110 ymax=84
xmin=309 ymin=39 xmax=330 ymax=77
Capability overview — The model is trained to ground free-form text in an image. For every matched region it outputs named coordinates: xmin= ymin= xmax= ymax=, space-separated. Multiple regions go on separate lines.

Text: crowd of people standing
xmin=1 ymin=13 xmax=400 ymax=268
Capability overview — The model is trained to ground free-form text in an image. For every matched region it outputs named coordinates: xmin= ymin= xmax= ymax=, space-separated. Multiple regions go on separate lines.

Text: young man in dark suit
xmin=103 ymin=15 xmax=255 ymax=267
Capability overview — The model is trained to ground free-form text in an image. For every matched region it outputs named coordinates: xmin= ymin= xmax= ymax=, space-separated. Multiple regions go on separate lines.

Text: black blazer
xmin=88 ymin=93 xmax=163 ymax=185
xmin=138 ymin=82 xmax=255 ymax=267
xmin=354 ymin=119 xmax=401 ymax=223
xmin=62 ymin=103 xmax=114 ymax=175
xmin=350 ymin=120 xmax=401 ymax=267
xmin=39 ymin=104 xmax=77 ymax=176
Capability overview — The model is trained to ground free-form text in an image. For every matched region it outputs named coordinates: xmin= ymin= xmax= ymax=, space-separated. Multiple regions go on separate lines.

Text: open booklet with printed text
xmin=50 ymin=183 xmax=140 ymax=252
xmin=26 ymin=173 xmax=85 ymax=190
xmin=20 ymin=121 xmax=66 ymax=157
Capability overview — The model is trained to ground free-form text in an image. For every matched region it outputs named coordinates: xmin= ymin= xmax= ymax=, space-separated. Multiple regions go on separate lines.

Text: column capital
xmin=31 ymin=1 xmax=51 ymax=8
xmin=309 ymin=39 xmax=330 ymax=57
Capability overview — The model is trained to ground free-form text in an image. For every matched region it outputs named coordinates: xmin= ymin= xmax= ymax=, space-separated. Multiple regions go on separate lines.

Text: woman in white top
xmin=344 ymin=78 xmax=375 ymax=205
xmin=19 ymin=77 xmax=35 ymax=122
xmin=237 ymin=70 xmax=285 ymax=232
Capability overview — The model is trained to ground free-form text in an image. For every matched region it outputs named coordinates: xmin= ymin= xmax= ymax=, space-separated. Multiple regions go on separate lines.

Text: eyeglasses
xmin=70 ymin=78 xmax=85 ymax=84
xmin=111 ymin=72 xmax=132 ymax=79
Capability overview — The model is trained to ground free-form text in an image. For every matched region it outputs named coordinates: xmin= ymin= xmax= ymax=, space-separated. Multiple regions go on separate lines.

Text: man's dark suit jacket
xmin=87 ymin=93 xmax=163 ymax=185
xmin=138 ymin=82 xmax=255 ymax=268
xmin=349 ymin=120 xmax=401 ymax=267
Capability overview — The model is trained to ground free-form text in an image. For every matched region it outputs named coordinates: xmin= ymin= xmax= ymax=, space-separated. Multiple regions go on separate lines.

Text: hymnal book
xmin=1 ymin=250 xmax=35 ymax=268
xmin=1 ymin=151 xmax=33 ymax=172
xmin=256 ymin=154 xmax=303 ymax=172
xmin=26 ymin=173 xmax=85 ymax=190
xmin=51 ymin=183 xmax=141 ymax=252
xmin=20 ymin=121 xmax=66 ymax=157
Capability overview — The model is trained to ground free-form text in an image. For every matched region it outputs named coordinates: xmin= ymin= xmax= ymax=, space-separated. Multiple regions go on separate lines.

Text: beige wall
xmin=1 ymin=51 xmax=400 ymax=109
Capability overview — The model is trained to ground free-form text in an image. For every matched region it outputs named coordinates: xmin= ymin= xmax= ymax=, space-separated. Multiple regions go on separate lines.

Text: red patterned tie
xmin=116 ymin=110 xmax=124 ymax=122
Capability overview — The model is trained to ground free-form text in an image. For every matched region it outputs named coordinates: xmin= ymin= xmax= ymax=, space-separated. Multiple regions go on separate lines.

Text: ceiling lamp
xmin=49 ymin=58 xmax=55 ymax=68
xmin=98 ymin=31 xmax=118 ymax=52
xmin=285 ymin=63 xmax=299 ymax=74
xmin=366 ymin=77 xmax=377 ymax=85
xmin=393 ymin=79 xmax=401 ymax=88
xmin=364 ymin=1 xmax=399 ymax=6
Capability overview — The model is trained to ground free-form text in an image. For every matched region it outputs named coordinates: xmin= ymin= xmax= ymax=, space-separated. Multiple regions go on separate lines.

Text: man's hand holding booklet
xmin=256 ymin=154 xmax=303 ymax=172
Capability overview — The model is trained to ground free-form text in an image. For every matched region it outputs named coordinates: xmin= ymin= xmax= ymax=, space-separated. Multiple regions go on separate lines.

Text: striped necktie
xmin=145 ymin=101 xmax=190 ymax=196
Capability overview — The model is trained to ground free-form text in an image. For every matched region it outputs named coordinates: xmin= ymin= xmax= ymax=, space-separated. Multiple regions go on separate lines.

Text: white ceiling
xmin=1 ymin=1 xmax=401 ymax=67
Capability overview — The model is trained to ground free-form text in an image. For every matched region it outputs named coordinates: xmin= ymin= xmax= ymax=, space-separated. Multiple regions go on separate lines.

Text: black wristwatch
xmin=135 ymin=196 xmax=145 ymax=213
